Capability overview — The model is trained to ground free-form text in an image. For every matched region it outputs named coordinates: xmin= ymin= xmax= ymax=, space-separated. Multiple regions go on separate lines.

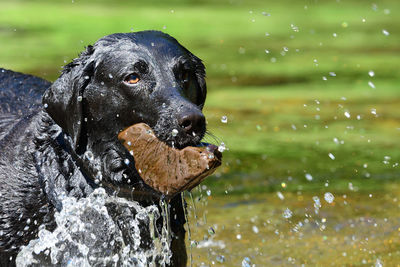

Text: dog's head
xmin=43 ymin=31 xmax=209 ymax=198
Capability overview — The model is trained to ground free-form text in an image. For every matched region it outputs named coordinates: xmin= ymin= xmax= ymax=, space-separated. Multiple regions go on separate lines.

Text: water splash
xmin=16 ymin=188 xmax=172 ymax=266
xmin=181 ymin=193 xmax=193 ymax=267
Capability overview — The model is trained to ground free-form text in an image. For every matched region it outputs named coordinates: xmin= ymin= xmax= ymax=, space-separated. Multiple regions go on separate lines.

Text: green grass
xmin=1 ymin=0 xmax=400 ymax=265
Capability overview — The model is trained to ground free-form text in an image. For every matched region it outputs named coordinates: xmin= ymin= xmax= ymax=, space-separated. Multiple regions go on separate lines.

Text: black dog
xmin=0 ymin=31 xmax=208 ymax=266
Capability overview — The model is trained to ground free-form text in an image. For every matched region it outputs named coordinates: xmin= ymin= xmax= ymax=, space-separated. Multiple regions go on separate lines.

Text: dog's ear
xmin=43 ymin=45 xmax=95 ymax=150
xmin=193 ymin=58 xmax=207 ymax=109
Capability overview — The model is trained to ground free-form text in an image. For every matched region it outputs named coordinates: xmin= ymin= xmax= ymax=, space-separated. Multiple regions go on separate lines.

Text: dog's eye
xmin=124 ymin=73 xmax=140 ymax=85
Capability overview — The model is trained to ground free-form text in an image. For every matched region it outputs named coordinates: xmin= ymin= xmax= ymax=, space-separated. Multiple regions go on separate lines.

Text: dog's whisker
xmin=203 ymin=130 xmax=222 ymax=145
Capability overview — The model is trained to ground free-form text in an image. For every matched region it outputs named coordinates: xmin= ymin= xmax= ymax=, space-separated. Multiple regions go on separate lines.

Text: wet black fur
xmin=0 ymin=31 xmax=208 ymax=266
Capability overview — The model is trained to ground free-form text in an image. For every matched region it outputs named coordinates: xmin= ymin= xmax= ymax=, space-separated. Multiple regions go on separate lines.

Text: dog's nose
xmin=178 ymin=111 xmax=206 ymax=135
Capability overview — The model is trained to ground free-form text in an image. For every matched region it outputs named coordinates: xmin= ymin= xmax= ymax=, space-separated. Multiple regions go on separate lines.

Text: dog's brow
xmin=133 ymin=60 xmax=148 ymax=73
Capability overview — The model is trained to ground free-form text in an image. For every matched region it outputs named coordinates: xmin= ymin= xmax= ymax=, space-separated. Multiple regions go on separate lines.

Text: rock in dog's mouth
xmin=118 ymin=123 xmax=222 ymax=197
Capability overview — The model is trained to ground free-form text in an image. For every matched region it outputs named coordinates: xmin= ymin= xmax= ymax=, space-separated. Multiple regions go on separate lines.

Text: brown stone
xmin=118 ymin=123 xmax=222 ymax=197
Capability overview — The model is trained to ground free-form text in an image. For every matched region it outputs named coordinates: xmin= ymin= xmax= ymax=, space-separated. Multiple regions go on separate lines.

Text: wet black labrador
xmin=0 ymin=31 xmax=208 ymax=266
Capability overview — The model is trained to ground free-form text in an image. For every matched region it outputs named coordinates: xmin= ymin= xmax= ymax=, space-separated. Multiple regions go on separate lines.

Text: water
xmin=181 ymin=194 xmax=193 ymax=267
xmin=220 ymin=116 xmax=228 ymax=123
xmin=324 ymin=192 xmax=335 ymax=203
xmin=16 ymin=188 xmax=172 ymax=266
xmin=188 ymin=190 xmax=400 ymax=265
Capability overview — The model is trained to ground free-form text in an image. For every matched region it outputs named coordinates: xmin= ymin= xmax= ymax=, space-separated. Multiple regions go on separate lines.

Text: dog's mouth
xmin=117 ymin=123 xmax=222 ymax=198
xmin=151 ymin=123 xmax=205 ymax=150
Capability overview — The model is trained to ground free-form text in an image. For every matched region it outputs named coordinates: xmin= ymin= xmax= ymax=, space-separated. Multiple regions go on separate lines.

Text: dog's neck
xmin=35 ymin=111 xmax=185 ymax=215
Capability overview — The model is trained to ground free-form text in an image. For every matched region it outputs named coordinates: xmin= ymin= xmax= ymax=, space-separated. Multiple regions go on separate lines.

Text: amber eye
xmin=124 ymin=73 xmax=140 ymax=85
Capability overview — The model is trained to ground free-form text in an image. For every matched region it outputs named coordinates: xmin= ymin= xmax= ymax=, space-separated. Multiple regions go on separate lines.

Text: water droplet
xmin=236 ymin=234 xmax=242 ymax=240
xmin=368 ymin=70 xmax=375 ymax=77
xmin=328 ymin=153 xmax=335 ymax=160
xmin=283 ymin=208 xmax=293 ymax=218
xmin=218 ymin=142 xmax=226 ymax=152
xmin=324 ymin=192 xmax=334 ymax=203
xmin=77 ymin=96 xmax=82 ymax=102
xmin=368 ymin=81 xmax=376 ymax=89
xmin=124 ymin=158 xmax=130 ymax=165
xmin=265 ymin=49 xmax=270 ymax=54
xmin=344 ymin=111 xmax=350 ymax=118
xmin=216 ymin=255 xmax=225 ymax=263
xmin=313 ymin=196 xmax=321 ymax=213
xmin=83 ymin=76 xmax=89 ymax=80
xmin=242 ymin=257 xmax=252 ymax=267
xmin=171 ymin=129 xmax=178 ymax=137
xmin=375 ymin=259 xmax=383 ymax=267
xmin=277 ymin=191 xmax=285 ymax=200
xmin=290 ymin=24 xmax=299 ymax=32
xmin=382 ymin=29 xmax=390 ymax=36
xmin=108 ymin=73 xmax=113 ymax=79
xmin=305 ymin=173 xmax=313 ymax=181
xmin=348 ymin=182 xmax=354 ymax=191
xmin=221 ymin=116 xmax=228 ymax=123
xmin=84 ymin=151 xmax=94 ymax=161
xmin=252 ymin=225 xmax=259 ymax=233
xmin=43 ymin=103 xmax=48 ymax=108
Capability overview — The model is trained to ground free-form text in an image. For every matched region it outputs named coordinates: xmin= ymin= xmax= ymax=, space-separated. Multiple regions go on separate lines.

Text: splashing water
xmin=324 ymin=192 xmax=335 ymax=203
xmin=16 ymin=188 xmax=172 ymax=266
xmin=382 ymin=29 xmax=389 ymax=36
xmin=221 ymin=116 xmax=228 ymax=123
xmin=283 ymin=208 xmax=293 ymax=219
xmin=368 ymin=81 xmax=376 ymax=89
xmin=313 ymin=196 xmax=321 ymax=214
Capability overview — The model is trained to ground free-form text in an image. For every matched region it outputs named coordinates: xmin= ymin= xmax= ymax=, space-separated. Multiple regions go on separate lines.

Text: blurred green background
xmin=1 ymin=0 xmax=399 ymax=265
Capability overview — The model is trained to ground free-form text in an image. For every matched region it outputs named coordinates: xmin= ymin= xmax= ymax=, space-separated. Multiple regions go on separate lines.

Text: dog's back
xmin=0 ymin=69 xmax=50 ymax=141
xmin=0 ymin=69 xmax=52 ymax=266
xmin=0 ymin=68 xmax=50 ymax=114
